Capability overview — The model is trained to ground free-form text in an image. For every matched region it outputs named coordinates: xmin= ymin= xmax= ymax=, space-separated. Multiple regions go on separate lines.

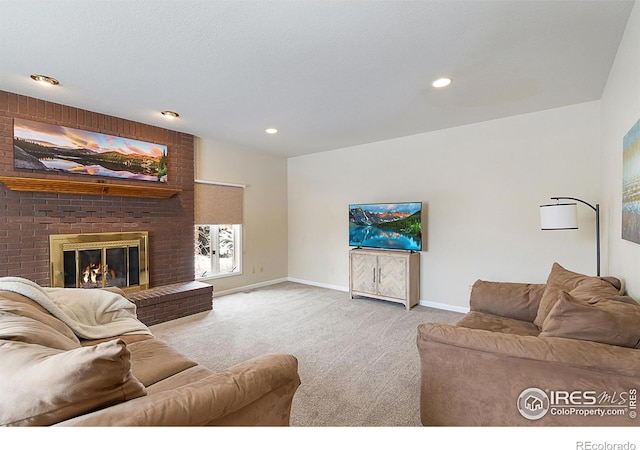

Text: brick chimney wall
xmin=0 ymin=90 xmax=195 ymax=287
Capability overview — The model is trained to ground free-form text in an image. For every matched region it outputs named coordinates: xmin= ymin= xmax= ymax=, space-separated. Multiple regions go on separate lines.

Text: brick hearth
xmin=128 ymin=281 xmax=214 ymax=326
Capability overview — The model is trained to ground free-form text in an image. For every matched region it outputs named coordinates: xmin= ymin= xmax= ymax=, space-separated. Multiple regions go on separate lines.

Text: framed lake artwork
xmin=13 ymin=118 xmax=168 ymax=182
xmin=622 ymin=118 xmax=640 ymax=244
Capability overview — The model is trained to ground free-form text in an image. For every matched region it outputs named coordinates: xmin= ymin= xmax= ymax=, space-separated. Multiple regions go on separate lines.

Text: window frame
xmin=195 ymin=224 xmax=243 ymax=280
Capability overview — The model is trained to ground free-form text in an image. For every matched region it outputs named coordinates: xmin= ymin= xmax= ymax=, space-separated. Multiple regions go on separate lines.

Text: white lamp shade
xmin=540 ymin=203 xmax=578 ymax=230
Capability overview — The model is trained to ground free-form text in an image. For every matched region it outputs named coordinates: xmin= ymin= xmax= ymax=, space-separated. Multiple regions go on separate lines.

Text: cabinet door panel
xmin=350 ymin=253 xmax=377 ymax=294
xmin=377 ymin=254 xmax=407 ymax=299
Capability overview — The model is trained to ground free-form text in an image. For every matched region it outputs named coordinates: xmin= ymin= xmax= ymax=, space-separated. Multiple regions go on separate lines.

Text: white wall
xmin=601 ymin=1 xmax=640 ymax=297
xmin=193 ymin=6 xmax=640 ymax=306
xmin=288 ymin=102 xmax=601 ymax=309
xmin=195 ymin=137 xmax=289 ymax=294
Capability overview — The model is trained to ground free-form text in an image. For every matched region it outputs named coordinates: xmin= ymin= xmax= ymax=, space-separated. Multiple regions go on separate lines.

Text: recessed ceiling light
xmin=265 ymin=128 xmax=278 ymax=134
xmin=432 ymin=77 xmax=453 ymax=88
xmin=30 ymin=74 xmax=59 ymax=86
xmin=161 ymin=110 xmax=180 ymax=119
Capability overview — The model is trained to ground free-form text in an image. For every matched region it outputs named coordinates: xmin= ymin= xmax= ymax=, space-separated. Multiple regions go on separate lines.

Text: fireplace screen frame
xmin=50 ymin=231 xmax=149 ymax=292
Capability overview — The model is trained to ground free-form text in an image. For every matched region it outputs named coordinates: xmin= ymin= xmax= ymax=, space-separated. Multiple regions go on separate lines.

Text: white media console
xmin=349 ymin=248 xmax=420 ymax=310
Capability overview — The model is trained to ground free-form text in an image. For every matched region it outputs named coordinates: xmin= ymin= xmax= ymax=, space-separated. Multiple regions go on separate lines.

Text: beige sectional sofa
xmin=417 ymin=263 xmax=640 ymax=426
xmin=0 ymin=282 xmax=300 ymax=426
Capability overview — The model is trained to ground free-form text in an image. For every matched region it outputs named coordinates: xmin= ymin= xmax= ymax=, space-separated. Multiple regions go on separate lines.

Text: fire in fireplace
xmin=50 ymin=232 xmax=148 ymax=292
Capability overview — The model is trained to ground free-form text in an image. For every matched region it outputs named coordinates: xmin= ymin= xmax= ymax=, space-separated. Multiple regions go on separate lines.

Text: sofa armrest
xmin=469 ymin=280 xmax=545 ymax=322
xmin=54 ymin=353 xmax=300 ymax=426
xmin=417 ymin=323 xmax=640 ymax=426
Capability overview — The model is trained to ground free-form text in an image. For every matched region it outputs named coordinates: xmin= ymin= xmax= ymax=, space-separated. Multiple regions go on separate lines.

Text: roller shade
xmin=194 ymin=180 xmax=244 ymax=224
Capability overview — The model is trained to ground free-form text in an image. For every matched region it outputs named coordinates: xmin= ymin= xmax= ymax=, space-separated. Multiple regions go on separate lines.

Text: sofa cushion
xmin=540 ymin=291 xmax=640 ymax=348
xmin=457 ymin=311 xmax=540 ymax=337
xmin=0 ymin=292 xmax=80 ymax=350
xmin=0 ymin=338 xmax=146 ymax=426
xmin=469 ymin=280 xmax=545 ymax=322
xmin=533 ymin=263 xmax=622 ymax=328
xmin=126 ymin=338 xmax=198 ymax=387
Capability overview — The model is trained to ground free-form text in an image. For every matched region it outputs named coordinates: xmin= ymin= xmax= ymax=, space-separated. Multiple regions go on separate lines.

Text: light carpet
xmin=149 ymin=281 xmax=464 ymax=426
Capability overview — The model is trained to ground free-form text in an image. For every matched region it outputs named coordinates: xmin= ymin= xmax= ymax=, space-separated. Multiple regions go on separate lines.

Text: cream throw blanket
xmin=0 ymin=276 xmax=151 ymax=339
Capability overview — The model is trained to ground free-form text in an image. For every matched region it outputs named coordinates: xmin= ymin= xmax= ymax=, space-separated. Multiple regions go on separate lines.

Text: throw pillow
xmin=540 ymin=291 xmax=640 ymax=348
xmin=0 ymin=338 xmax=146 ymax=426
xmin=533 ymin=263 xmax=621 ymax=328
xmin=569 ymin=279 xmax=626 ymax=304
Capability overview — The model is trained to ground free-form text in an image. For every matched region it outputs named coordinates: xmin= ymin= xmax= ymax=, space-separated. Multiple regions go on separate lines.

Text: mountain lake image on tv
xmin=349 ymin=202 xmax=422 ymax=251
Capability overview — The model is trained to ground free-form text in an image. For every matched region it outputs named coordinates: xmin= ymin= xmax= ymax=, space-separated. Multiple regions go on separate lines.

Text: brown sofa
xmin=417 ymin=262 xmax=640 ymax=426
xmin=0 ymin=284 xmax=300 ymax=426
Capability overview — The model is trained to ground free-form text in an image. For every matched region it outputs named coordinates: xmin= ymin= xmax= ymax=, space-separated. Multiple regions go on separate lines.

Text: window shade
xmin=194 ymin=181 xmax=244 ymax=224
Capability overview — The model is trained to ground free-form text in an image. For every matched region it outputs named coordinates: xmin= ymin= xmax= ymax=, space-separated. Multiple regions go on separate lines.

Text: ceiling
xmin=0 ymin=1 xmax=635 ymax=158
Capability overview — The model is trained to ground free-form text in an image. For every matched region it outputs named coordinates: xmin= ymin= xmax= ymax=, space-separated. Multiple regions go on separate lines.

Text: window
xmin=193 ymin=179 xmax=244 ymax=279
xmin=195 ymin=224 xmax=242 ymax=279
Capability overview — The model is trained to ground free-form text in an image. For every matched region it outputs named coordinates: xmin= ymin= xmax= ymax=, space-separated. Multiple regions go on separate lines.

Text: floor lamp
xmin=539 ymin=196 xmax=600 ymax=276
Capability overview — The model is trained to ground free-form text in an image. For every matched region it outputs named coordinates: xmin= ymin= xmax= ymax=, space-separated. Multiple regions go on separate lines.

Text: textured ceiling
xmin=0 ymin=1 xmax=634 ymax=157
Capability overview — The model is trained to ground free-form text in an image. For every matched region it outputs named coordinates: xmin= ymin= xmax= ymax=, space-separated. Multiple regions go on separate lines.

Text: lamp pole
xmin=550 ymin=196 xmax=600 ymax=276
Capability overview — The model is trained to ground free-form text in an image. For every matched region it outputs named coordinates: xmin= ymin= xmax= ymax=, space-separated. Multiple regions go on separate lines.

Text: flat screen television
xmin=349 ymin=202 xmax=422 ymax=251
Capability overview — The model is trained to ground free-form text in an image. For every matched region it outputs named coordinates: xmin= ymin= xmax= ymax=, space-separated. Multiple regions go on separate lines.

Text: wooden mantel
xmin=0 ymin=176 xmax=181 ymax=198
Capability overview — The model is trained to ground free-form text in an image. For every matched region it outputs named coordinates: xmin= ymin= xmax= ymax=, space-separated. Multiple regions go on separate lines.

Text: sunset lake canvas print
xmin=13 ymin=118 xmax=168 ymax=182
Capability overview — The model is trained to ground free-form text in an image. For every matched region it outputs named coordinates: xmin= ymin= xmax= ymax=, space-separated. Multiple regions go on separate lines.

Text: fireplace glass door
xmin=50 ymin=232 xmax=148 ymax=292
xmin=63 ymin=246 xmax=140 ymax=289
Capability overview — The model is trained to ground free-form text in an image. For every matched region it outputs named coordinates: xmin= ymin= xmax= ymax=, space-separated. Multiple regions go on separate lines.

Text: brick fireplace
xmin=0 ymin=90 xmax=212 ymax=323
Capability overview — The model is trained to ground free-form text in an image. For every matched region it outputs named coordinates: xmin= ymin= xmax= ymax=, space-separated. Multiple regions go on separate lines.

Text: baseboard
xmin=288 ymin=278 xmax=470 ymax=313
xmin=287 ymin=277 xmax=349 ymax=292
xmin=213 ymin=278 xmax=289 ymax=297
xmin=419 ymin=300 xmax=470 ymax=314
